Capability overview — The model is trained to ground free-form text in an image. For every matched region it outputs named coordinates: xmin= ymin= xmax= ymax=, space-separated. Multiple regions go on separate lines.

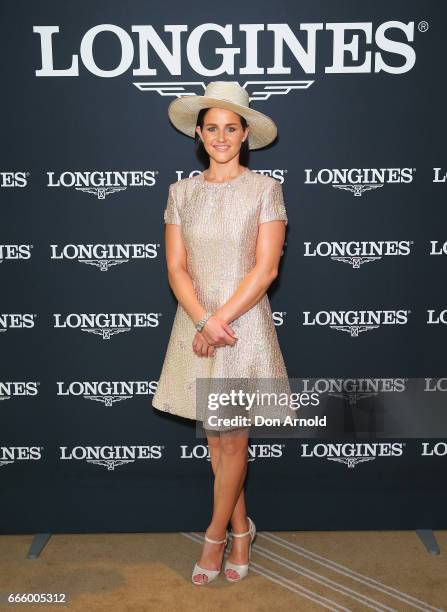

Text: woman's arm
xmin=212 ymin=219 xmax=286 ymax=326
xmin=164 ymin=223 xmax=206 ymax=324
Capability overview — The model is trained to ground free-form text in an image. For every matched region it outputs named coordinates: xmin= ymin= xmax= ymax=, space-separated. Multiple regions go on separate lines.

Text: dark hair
xmin=194 ymin=107 xmax=250 ymax=167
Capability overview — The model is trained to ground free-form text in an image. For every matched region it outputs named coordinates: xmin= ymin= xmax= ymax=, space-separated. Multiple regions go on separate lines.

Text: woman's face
xmin=196 ymin=107 xmax=249 ymax=163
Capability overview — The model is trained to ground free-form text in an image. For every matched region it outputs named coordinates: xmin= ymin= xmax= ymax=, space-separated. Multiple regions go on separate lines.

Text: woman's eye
xmin=206 ymin=127 xmax=236 ymax=132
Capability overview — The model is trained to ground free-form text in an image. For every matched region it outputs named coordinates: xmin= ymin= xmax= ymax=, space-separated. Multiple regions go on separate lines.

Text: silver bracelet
xmin=195 ymin=312 xmax=213 ymax=332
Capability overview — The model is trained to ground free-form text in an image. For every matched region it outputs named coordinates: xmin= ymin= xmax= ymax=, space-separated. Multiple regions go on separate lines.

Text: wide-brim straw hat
xmin=167 ymin=80 xmax=278 ymax=150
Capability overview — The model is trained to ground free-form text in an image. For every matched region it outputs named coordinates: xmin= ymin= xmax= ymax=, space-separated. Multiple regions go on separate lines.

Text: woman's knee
xmin=206 ymin=432 xmax=221 ymax=451
xmin=220 ymin=431 xmax=249 ymax=456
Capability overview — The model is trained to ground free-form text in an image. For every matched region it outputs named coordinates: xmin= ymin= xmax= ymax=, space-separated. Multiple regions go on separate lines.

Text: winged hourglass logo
xmin=332 ymin=184 xmax=384 ymax=196
xmin=133 ymin=80 xmax=313 ymax=101
xmin=87 ymin=459 xmax=134 ymax=470
xmin=327 ymin=456 xmax=376 ymax=468
xmin=79 ymin=259 xmax=129 ymax=271
xmin=75 ymin=186 xmax=127 ymax=199
xmin=331 ymin=324 xmax=380 ymax=336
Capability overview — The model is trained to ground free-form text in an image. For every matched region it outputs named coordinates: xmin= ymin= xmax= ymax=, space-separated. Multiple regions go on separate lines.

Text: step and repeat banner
xmin=1 ymin=2 xmax=447 ymax=533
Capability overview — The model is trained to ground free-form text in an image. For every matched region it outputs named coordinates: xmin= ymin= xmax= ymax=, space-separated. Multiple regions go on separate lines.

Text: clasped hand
xmin=192 ymin=314 xmax=238 ymax=358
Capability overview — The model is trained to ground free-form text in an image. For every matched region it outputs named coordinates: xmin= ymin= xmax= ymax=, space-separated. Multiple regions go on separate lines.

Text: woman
xmin=152 ymin=81 xmax=291 ymax=585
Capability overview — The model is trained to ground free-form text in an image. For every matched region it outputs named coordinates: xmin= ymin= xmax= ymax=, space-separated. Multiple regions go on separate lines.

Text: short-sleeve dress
xmin=152 ymin=167 xmax=294 ymax=432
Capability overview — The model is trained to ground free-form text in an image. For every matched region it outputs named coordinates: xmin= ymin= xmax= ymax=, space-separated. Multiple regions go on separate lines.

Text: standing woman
xmin=152 ymin=81 xmax=291 ymax=585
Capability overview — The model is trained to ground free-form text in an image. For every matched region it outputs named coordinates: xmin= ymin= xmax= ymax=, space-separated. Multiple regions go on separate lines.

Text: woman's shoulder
xmin=250 ymin=171 xmax=284 ymax=194
xmin=167 ymin=174 xmax=200 ymax=211
xmin=168 ymin=173 xmax=199 ymax=193
xmin=167 ymin=176 xmax=189 ymax=203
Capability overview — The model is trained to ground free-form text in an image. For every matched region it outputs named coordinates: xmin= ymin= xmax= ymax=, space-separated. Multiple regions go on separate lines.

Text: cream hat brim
xmin=167 ymin=95 xmax=277 ymax=150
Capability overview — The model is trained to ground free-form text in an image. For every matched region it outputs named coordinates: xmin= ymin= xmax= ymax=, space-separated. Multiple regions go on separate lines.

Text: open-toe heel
xmin=191 ymin=529 xmax=228 ymax=585
xmin=224 ymin=516 xmax=256 ymax=582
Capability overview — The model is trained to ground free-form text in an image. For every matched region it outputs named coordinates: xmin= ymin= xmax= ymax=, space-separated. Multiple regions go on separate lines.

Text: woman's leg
xmin=208 ymin=430 xmax=249 ymax=538
xmin=192 ymin=426 xmax=250 ymax=584
xmin=208 ymin=428 xmax=252 ymax=572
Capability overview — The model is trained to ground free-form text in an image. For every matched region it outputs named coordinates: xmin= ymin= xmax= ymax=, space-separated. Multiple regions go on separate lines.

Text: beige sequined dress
xmin=152 ymin=167 xmax=294 ymax=432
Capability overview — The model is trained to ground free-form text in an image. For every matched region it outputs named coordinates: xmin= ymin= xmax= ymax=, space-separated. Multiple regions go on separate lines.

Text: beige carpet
xmin=0 ymin=529 xmax=446 ymax=611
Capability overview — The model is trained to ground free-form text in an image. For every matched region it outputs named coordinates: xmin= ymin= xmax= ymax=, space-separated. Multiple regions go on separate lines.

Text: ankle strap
xmin=204 ymin=529 xmax=228 ymax=544
xmin=231 ymin=516 xmax=253 ymax=538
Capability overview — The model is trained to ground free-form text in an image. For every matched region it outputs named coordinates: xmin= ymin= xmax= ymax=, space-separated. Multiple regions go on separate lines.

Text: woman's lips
xmin=214 ymin=146 xmax=230 ymax=151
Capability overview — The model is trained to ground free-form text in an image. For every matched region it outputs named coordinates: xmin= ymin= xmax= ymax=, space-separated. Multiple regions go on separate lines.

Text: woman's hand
xmin=192 ymin=315 xmax=238 ymax=357
xmin=192 ymin=332 xmax=216 ymax=358
xmin=199 ymin=315 xmax=238 ymax=348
